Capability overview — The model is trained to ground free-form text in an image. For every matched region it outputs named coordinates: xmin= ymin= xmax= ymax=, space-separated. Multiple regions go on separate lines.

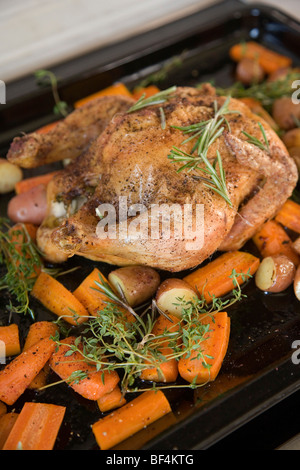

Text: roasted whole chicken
xmin=7 ymin=85 xmax=298 ymax=271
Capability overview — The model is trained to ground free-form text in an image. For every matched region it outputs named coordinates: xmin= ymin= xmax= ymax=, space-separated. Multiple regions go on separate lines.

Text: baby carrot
xmin=2 ymin=402 xmax=65 ymax=450
xmin=92 ymin=390 xmax=171 ymax=450
xmin=97 ymin=385 xmax=126 ymax=413
xmin=178 ymin=311 xmax=230 ymax=384
xmin=0 ymin=337 xmax=56 ymax=405
xmin=0 ymin=324 xmax=20 ymax=357
xmin=0 ymin=413 xmax=19 ymax=449
xmin=49 ymin=336 xmax=120 ymax=401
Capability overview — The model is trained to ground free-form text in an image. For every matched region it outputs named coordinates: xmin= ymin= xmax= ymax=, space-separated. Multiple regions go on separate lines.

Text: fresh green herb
xmin=137 ymin=54 xmax=183 ymax=88
xmin=48 ymin=269 xmax=251 ymax=394
xmin=214 ymin=71 xmax=300 ymax=109
xmin=0 ymin=219 xmax=43 ymax=319
xmin=242 ymin=121 xmax=270 ymax=152
xmin=35 ymin=69 xmax=69 ymax=117
xmin=168 ymin=96 xmax=239 ymax=207
xmin=127 ymin=86 xmax=176 ymax=113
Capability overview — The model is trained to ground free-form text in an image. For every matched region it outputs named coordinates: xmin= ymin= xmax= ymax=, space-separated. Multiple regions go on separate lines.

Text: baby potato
xmin=108 ymin=265 xmax=160 ymax=307
xmin=293 ymin=264 xmax=300 ymax=300
xmin=293 ymin=237 xmax=300 ymax=255
xmin=272 ymin=97 xmax=300 ymax=130
xmin=156 ymin=278 xmax=198 ymax=318
xmin=236 ymin=58 xmax=265 ymax=86
xmin=7 ymin=183 xmax=47 ymax=225
xmin=255 ymin=255 xmax=296 ymax=293
xmin=0 ymin=158 xmax=23 ymax=194
xmin=282 ymin=128 xmax=300 ymax=149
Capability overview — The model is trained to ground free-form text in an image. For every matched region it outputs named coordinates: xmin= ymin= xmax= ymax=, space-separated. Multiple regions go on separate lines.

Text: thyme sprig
xmin=0 ymin=219 xmax=43 ymax=319
xmin=50 ymin=269 xmax=251 ymax=394
xmin=168 ymin=97 xmax=238 ymax=207
xmin=127 ymin=86 xmax=176 ymax=113
xmin=35 ymin=69 xmax=69 ymax=117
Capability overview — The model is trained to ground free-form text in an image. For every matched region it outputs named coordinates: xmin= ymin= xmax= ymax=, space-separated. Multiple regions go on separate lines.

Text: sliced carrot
xmin=31 ymin=272 xmax=89 ymax=326
xmin=73 ymin=268 xmax=113 ymax=315
xmin=0 ymin=324 xmax=20 ymax=357
xmin=74 ymin=83 xmax=132 ymax=108
xmin=73 ymin=267 xmax=135 ymax=322
xmin=35 ymin=120 xmax=61 ymax=135
xmin=132 ymin=85 xmax=160 ymax=100
xmin=252 ymin=219 xmax=300 ymax=266
xmin=0 ymin=401 xmax=7 ymax=417
xmin=178 ymin=311 xmax=230 ymax=384
xmin=184 ymin=251 xmax=260 ymax=303
xmin=0 ymin=413 xmax=19 ymax=449
xmin=0 ymin=337 xmax=56 ymax=405
xmin=229 ymin=41 xmax=292 ymax=74
xmin=15 ymin=171 xmax=59 ymax=194
xmin=140 ymin=314 xmax=180 ymax=383
xmin=97 ymin=385 xmax=126 ymax=413
xmin=23 ymin=321 xmax=59 ymax=390
xmin=49 ymin=336 xmax=120 ymax=401
xmin=92 ymin=390 xmax=172 ymax=450
xmin=2 ymin=402 xmax=65 ymax=450
xmin=275 ymin=199 xmax=300 ymax=234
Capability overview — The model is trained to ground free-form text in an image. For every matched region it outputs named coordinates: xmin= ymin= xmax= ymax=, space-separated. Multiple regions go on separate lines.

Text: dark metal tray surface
xmin=1 ymin=0 xmax=300 ymax=450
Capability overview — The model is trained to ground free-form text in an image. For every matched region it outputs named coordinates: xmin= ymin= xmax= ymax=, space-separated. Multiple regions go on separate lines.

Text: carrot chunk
xmin=23 ymin=321 xmax=59 ymax=390
xmin=0 ymin=413 xmax=19 ymax=449
xmin=229 ymin=41 xmax=292 ymax=74
xmin=0 ymin=401 xmax=7 ymax=417
xmin=275 ymin=199 xmax=300 ymax=234
xmin=0 ymin=337 xmax=56 ymax=405
xmin=184 ymin=251 xmax=260 ymax=302
xmin=178 ymin=311 xmax=230 ymax=384
xmin=74 ymin=83 xmax=132 ymax=108
xmin=49 ymin=336 xmax=120 ymax=401
xmin=73 ymin=267 xmax=135 ymax=322
xmin=0 ymin=324 xmax=20 ymax=357
xmin=15 ymin=171 xmax=59 ymax=194
xmin=92 ymin=390 xmax=172 ymax=450
xmin=140 ymin=314 xmax=180 ymax=383
xmin=253 ymin=219 xmax=300 ymax=266
xmin=97 ymin=385 xmax=126 ymax=413
xmin=31 ymin=272 xmax=89 ymax=325
xmin=2 ymin=402 xmax=65 ymax=450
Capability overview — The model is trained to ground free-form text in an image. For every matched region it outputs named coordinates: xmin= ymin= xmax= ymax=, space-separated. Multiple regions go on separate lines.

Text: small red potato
xmin=108 ymin=265 xmax=160 ymax=307
xmin=7 ymin=183 xmax=47 ymax=225
xmin=272 ymin=97 xmax=300 ymax=130
xmin=156 ymin=278 xmax=198 ymax=318
xmin=236 ymin=58 xmax=265 ymax=85
xmin=255 ymin=254 xmax=296 ymax=293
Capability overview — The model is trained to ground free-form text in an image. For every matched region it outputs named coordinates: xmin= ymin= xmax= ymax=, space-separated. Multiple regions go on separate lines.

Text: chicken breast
xmin=17 ymin=85 xmax=298 ymax=271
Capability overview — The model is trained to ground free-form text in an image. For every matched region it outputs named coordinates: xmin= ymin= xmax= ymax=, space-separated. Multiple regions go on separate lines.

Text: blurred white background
xmin=1 ymin=0 xmax=299 ymax=82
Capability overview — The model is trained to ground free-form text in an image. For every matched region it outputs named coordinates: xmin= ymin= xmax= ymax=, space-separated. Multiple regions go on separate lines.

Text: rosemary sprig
xmin=127 ymin=86 xmax=176 ymax=113
xmin=242 ymin=121 xmax=270 ymax=152
xmin=35 ymin=69 xmax=69 ymax=117
xmin=168 ymin=97 xmax=238 ymax=207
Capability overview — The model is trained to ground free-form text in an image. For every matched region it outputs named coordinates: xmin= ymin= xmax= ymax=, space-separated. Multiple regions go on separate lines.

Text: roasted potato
xmin=156 ymin=278 xmax=198 ymax=318
xmin=282 ymin=128 xmax=300 ymax=149
xmin=108 ymin=265 xmax=160 ymax=307
xmin=272 ymin=97 xmax=300 ymax=130
xmin=7 ymin=183 xmax=47 ymax=225
xmin=0 ymin=158 xmax=23 ymax=194
xmin=255 ymin=254 xmax=296 ymax=293
xmin=236 ymin=58 xmax=265 ymax=85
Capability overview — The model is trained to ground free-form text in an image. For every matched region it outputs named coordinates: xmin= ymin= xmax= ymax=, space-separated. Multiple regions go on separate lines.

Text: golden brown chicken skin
xmin=34 ymin=86 xmax=297 ymax=271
